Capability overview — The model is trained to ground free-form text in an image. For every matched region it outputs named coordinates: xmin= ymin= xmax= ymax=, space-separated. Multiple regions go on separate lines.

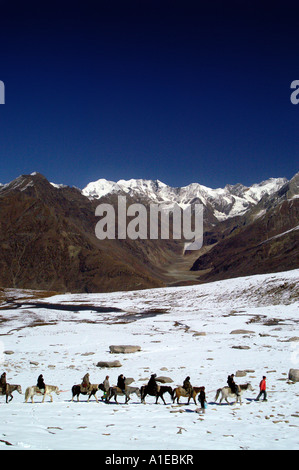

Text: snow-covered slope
xmin=82 ymin=177 xmax=288 ymax=220
xmin=0 ymin=269 xmax=298 ymax=450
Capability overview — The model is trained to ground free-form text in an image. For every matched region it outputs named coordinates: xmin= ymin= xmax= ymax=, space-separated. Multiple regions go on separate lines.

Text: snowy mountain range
xmin=0 ymin=173 xmax=291 ymax=221
xmin=0 ymin=171 xmax=298 ymax=293
xmin=82 ymin=176 xmax=288 ymax=221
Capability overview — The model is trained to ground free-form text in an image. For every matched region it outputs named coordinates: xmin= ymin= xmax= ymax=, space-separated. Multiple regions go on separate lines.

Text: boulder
xmin=109 ymin=345 xmax=141 ymax=354
xmin=288 ymin=369 xmax=299 ymax=382
xmin=96 ymin=360 xmax=122 ymax=368
xmin=125 ymin=377 xmax=135 ymax=385
xmin=156 ymin=376 xmax=174 ymax=384
xmin=30 ymin=361 xmax=39 ymax=366
xmin=230 ymin=329 xmax=254 ymax=335
xmin=235 ymin=370 xmax=247 ymax=377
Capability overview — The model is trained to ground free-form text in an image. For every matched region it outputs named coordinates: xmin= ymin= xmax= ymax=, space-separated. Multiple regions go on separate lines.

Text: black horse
xmin=140 ymin=385 xmax=174 ymax=404
xmin=71 ymin=383 xmax=105 ymax=402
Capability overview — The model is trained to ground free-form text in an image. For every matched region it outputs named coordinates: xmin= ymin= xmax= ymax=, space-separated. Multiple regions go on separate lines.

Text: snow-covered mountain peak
xmin=82 ymin=176 xmax=288 ymax=220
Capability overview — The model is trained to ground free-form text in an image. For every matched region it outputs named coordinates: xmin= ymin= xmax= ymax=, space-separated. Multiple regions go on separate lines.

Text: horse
xmin=71 ymin=383 xmax=104 ymax=403
xmin=172 ymin=386 xmax=204 ymax=405
xmin=140 ymin=385 xmax=174 ymax=404
xmin=107 ymin=386 xmax=141 ymax=404
xmin=0 ymin=384 xmax=22 ymax=403
xmin=25 ymin=385 xmax=60 ymax=403
xmin=214 ymin=383 xmax=254 ymax=405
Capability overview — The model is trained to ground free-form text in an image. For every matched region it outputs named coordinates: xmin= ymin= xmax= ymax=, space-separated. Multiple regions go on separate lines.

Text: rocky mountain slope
xmin=190 ymin=172 xmax=299 ymax=281
xmin=0 ymin=171 xmax=298 ymax=292
xmin=0 ymin=173 xmax=169 ymax=292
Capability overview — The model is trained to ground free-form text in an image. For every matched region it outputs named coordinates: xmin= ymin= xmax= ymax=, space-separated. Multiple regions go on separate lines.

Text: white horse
xmin=25 ymin=385 xmax=60 ymax=403
xmin=215 ymin=383 xmax=253 ymax=405
xmin=107 ymin=386 xmax=141 ymax=404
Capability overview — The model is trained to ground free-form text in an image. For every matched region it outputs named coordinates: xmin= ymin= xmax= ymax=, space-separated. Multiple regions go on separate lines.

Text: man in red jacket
xmin=256 ymin=376 xmax=267 ymax=401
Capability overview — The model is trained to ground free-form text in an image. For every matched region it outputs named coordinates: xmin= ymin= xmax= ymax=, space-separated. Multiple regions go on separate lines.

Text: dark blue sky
xmin=0 ymin=0 xmax=298 ymax=189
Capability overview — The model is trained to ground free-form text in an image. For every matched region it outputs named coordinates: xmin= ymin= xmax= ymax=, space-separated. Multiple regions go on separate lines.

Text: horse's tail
xmin=215 ymin=388 xmax=221 ymax=401
xmin=24 ymin=387 xmax=30 ymax=401
xmin=140 ymin=386 xmax=146 ymax=401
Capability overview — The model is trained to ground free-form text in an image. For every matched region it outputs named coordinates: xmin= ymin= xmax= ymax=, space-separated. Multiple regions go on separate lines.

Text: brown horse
xmin=71 ymin=383 xmax=104 ymax=402
xmin=140 ymin=385 xmax=174 ymax=404
xmin=0 ymin=384 xmax=22 ymax=403
xmin=173 ymin=386 xmax=204 ymax=405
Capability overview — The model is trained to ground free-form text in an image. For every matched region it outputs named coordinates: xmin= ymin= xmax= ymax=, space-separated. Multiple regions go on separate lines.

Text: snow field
xmin=0 ymin=269 xmax=298 ymax=450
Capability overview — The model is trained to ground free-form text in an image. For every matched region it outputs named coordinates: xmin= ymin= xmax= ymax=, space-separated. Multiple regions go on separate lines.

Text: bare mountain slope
xmin=190 ymin=172 xmax=299 ymax=281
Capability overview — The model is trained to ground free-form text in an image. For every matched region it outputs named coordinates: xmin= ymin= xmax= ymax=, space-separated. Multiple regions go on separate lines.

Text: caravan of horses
xmin=0 ymin=373 xmax=255 ymax=406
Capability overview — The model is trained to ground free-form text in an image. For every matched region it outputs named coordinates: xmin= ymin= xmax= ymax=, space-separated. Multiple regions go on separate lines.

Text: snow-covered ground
xmin=0 ymin=269 xmax=298 ymax=450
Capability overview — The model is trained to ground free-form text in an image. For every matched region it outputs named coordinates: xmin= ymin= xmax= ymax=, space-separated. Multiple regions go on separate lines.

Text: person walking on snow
xmin=102 ymin=375 xmax=110 ymax=401
xmin=256 ymin=376 xmax=267 ymax=401
xmin=199 ymin=387 xmax=207 ymax=411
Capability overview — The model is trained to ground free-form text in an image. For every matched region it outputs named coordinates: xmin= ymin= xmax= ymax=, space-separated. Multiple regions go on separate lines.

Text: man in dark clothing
xmin=227 ymin=374 xmax=239 ymax=396
xmin=147 ymin=374 xmax=159 ymax=394
xmin=117 ymin=374 xmax=126 ymax=393
xmin=0 ymin=372 xmax=7 ymax=394
xmin=199 ymin=387 xmax=206 ymax=410
xmin=183 ymin=376 xmax=193 ymax=397
xmin=37 ymin=374 xmax=46 ymax=394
